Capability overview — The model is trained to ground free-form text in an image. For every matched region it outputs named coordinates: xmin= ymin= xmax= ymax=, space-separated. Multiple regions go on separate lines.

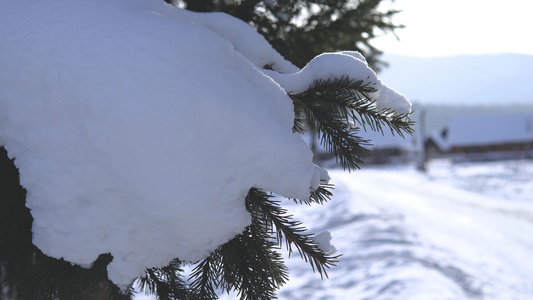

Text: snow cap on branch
xmin=264 ymin=51 xmax=412 ymax=115
xmin=313 ymin=231 xmax=337 ymax=256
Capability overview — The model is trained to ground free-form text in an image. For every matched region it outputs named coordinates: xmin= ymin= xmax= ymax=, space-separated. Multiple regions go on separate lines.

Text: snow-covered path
xmin=278 ymin=160 xmax=533 ymax=300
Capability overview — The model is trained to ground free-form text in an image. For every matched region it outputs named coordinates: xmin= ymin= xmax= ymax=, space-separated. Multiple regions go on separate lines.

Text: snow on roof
xmin=434 ymin=112 xmax=533 ymax=151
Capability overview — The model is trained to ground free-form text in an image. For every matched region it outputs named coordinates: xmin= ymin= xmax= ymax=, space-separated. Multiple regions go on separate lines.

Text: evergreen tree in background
xmin=173 ymin=0 xmax=403 ymax=71
xmin=0 ymin=1 xmax=411 ymax=300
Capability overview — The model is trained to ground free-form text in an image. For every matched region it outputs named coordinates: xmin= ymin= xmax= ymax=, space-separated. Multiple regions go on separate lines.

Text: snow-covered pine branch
xmin=0 ymin=0 xmax=412 ymax=299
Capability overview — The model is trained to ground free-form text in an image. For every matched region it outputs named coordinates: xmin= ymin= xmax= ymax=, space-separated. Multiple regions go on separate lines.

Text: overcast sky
xmin=373 ymin=0 xmax=533 ymax=57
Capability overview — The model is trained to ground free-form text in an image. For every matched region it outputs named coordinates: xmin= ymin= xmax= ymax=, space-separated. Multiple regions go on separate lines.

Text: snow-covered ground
xmin=178 ymin=158 xmax=533 ymax=300
xmin=273 ymin=159 xmax=533 ymax=300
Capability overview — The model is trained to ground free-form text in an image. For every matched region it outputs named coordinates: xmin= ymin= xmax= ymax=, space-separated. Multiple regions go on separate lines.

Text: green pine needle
xmin=290 ymin=75 xmax=413 ymax=171
xmin=246 ymin=188 xmax=339 ymax=279
xmin=188 ymin=255 xmax=220 ymax=300
xmin=138 ymin=260 xmax=190 ymax=300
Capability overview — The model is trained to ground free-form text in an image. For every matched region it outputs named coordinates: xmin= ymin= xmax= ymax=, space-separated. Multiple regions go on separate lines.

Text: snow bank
xmin=0 ymin=0 xmax=318 ymax=289
xmin=0 ymin=0 xmax=409 ymax=290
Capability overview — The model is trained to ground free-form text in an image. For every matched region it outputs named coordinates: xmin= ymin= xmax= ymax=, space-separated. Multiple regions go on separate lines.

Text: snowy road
xmin=278 ymin=159 xmax=533 ymax=300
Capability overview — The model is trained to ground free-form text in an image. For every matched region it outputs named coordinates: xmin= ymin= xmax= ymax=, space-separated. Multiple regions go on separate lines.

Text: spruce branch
xmin=188 ymin=255 xmax=221 ymax=300
xmin=292 ymin=103 xmax=307 ymax=134
xmin=188 ymin=189 xmax=289 ymax=300
xmin=289 ymin=76 xmax=413 ymax=170
xmin=349 ymin=97 xmax=414 ymax=138
xmin=291 ymin=182 xmax=334 ymax=205
xmin=138 ymin=260 xmax=190 ymax=300
xmin=246 ymin=188 xmax=339 ymax=279
xmin=292 ymin=93 xmax=372 ymax=170
xmin=217 ymin=223 xmax=287 ymax=300
xmin=302 ymin=76 xmax=414 ymax=137
xmin=187 ymin=187 xmax=337 ymax=300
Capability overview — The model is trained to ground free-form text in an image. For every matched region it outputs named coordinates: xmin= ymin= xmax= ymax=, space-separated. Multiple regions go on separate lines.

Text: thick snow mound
xmin=0 ymin=0 xmax=321 ymax=289
xmin=0 ymin=0 xmax=410 ymax=290
xmin=180 ymin=10 xmax=299 ymax=74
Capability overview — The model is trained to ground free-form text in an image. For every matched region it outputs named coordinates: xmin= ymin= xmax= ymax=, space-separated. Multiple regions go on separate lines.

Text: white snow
xmin=180 ymin=10 xmax=299 ymax=73
xmin=0 ymin=0 xmax=408 ymax=291
xmin=313 ymin=231 xmax=337 ymax=256
xmin=0 ymin=0 xmax=318 ymax=289
xmin=265 ymin=52 xmax=412 ymax=115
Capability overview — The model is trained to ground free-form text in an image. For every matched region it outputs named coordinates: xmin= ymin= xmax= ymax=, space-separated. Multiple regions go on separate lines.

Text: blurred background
xmin=355 ymin=0 xmax=533 ymax=168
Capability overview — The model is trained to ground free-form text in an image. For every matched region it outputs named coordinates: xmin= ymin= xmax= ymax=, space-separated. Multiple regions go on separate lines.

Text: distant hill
xmin=378 ymin=53 xmax=533 ymax=106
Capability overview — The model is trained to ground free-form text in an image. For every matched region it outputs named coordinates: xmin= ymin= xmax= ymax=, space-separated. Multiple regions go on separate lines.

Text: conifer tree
xmin=0 ymin=2 xmax=412 ymax=300
xmin=176 ymin=0 xmax=403 ymax=71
